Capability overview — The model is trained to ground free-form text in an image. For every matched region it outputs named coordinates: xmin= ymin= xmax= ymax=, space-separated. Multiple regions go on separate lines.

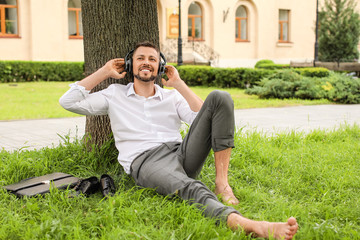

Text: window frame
xmin=188 ymin=2 xmax=203 ymax=41
xmin=235 ymin=6 xmax=248 ymax=42
xmin=68 ymin=7 xmax=83 ymax=39
xmin=0 ymin=0 xmax=20 ymax=38
xmin=278 ymin=9 xmax=290 ymax=43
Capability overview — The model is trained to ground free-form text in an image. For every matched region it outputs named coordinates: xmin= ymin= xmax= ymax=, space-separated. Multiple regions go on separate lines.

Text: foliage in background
xmin=254 ymin=59 xmax=274 ymax=68
xmin=293 ymin=67 xmax=330 ymax=78
xmin=0 ymin=124 xmax=359 ymax=239
xmin=0 ymin=61 xmax=84 ymax=83
xmin=319 ymin=0 xmax=360 ymax=62
xmin=0 ymin=61 xmax=329 ymax=90
xmin=245 ymin=70 xmax=360 ymax=104
xmin=326 ymin=72 xmax=360 ymax=103
xmin=254 ymin=59 xmax=291 ymax=70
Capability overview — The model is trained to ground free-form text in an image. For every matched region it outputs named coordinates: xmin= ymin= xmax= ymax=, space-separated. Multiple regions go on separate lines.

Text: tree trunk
xmin=80 ymin=0 xmax=160 ymax=146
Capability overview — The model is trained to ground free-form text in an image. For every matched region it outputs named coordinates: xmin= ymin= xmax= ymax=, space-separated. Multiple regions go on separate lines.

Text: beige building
xmin=0 ymin=0 xmax=354 ymax=67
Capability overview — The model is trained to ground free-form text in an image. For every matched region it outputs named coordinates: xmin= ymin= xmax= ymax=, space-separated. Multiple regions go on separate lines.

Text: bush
xmin=176 ymin=65 xmax=214 ymax=86
xmin=0 ymin=61 xmax=84 ymax=83
xmin=245 ymin=70 xmax=360 ymax=103
xmin=294 ymin=77 xmax=328 ymax=99
xmin=256 ymin=63 xmax=291 ymax=69
xmin=245 ymin=78 xmax=295 ymax=99
xmin=294 ymin=67 xmax=330 ymax=78
xmin=254 ymin=59 xmax=274 ymax=68
xmin=212 ymin=68 xmax=242 ymax=88
xmin=176 ymin=65 xmax=275 ymax=88
xmin=326 ymin=73 xmax=360 ymax=104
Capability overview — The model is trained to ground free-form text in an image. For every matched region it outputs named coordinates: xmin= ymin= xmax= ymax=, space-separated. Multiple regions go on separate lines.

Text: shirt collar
xmin=126 ymin=82 xmax=163 ymax=100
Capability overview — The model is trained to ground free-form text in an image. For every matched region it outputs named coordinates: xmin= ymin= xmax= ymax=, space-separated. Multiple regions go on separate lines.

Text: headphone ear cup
xmin=125 ymin=50 xmax=134 ymax=74
xmin=125 ymin=59 xmax=132 ymax=73
xmin=158 ymin=52 xmax=167 ymax=76
xmin=158 ymin=64 xmax=164 ymax=76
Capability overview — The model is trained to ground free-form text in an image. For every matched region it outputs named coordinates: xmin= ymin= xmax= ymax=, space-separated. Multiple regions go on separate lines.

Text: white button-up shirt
xmin=59 ymin=82 xmax=197 ymax=174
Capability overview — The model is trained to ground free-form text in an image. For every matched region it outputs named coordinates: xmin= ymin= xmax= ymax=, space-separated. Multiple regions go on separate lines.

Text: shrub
xmin=268 ymin=69 xmax=303 ymax=82
xmin=245 ymin=78 xmax=295 ymax=99
xmin=0 ymin=61 xmax=84 ymax=83
xmin=326 ymin=73 xmax=360 ymax=104
xmin=256 ymin=63 xmax=291 ymax=69
xmin=294 ymin=77 xmax=328 ymax=99
xmin=294 ymin=67 xmax=330 ymax=78
xmin=176 ymin=65 xmax=275 ymax=89
xmin=245 ymin=70 xmax=360 ymax=103
xmin=254 ymin=59 xmax=274 ymax=68
xmin=212 ymin=68 xmax=242 ymax=88
xmin=245 ymin=70 xmax=328 ymax=100
xmin=177 ymin=65 xmax=214 ymax=86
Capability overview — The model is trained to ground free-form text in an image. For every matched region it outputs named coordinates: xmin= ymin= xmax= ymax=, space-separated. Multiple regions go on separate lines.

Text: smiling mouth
xmin=139 ymin=65 xmax=154 ymax=73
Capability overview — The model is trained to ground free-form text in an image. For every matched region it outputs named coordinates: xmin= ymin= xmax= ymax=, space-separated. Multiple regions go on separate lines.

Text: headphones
xmin=125 ymin=49 xmax=167 ymax=76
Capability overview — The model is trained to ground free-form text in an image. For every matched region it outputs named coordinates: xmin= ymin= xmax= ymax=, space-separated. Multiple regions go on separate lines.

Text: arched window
xmin=68 ymin=0 xmax=83 ymax=39
xmin=0 ymin=0 xmax=18 ymax=37
xmin=188 ymin=2 xmax=203 ymax=40
xmin=235 ymin=6 xmax=247 ymax=41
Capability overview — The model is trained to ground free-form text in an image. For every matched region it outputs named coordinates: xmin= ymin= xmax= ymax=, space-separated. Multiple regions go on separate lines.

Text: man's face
xmin=132 ymin=46 xmax=159 ymax=82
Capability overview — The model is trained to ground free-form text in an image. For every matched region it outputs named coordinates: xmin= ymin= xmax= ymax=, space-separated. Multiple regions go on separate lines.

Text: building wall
xmin=2 ymin=0 xmax=356 ymax=67
xmin=0 ymin=0 xmax=83 ymax=62
xmin=158 ymin=0 xmax=318 ymax=67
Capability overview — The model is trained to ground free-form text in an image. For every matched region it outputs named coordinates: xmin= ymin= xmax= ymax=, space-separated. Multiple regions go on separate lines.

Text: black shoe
xmin=73 ymin=176 xmax=100 ymax=196
xmin=100 ymin=174 xmax=116 ymax=197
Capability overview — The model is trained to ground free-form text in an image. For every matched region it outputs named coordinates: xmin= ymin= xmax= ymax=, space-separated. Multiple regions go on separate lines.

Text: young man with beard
xmin=59 ymin=41 xmax=298 ymax=239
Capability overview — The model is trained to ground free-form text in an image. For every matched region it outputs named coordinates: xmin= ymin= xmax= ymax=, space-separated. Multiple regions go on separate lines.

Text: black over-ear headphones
xmin=125 ymin=49 xmax=167 ymax=76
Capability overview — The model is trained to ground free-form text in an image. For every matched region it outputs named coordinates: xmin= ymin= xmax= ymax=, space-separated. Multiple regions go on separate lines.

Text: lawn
xmin=0 ymin=124 xmax=359 ymax=239
xmin=0 ymin=82 xmax=332 ymax=121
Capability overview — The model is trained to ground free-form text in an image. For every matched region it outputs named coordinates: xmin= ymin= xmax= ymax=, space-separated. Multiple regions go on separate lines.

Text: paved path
xmin=0 ymin=104 xmax=359 ymax=152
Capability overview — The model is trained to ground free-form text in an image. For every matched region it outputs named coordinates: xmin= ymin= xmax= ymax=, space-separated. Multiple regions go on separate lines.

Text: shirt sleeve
xmin=174 ymin=91 xmax=198 ymax=125
xmin=59 ymin=82 xmax=112 ymax=116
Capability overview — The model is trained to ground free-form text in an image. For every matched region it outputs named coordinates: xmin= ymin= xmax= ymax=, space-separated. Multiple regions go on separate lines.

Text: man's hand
xmin=162 ymin=65 xmax=203 ymax=112
xmin=162 ymin=65 xmax=183 ymax=89
xmin=103 ymin=58 xmax=127 ymax=79
xmin=78 ymin=58 xmax=127 ymax=91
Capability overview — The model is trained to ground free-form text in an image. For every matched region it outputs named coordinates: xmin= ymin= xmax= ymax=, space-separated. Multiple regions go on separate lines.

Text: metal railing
xmin=160 ymin=38 xmax=219 ymax=65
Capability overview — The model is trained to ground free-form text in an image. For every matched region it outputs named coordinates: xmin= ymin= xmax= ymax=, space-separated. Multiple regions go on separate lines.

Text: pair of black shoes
xmin=72 ymin=174 xmax=116 ymax=198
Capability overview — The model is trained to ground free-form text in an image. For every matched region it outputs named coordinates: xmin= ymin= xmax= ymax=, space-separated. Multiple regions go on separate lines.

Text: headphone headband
xmin=125 ymin=49 xmax=167 ymax=76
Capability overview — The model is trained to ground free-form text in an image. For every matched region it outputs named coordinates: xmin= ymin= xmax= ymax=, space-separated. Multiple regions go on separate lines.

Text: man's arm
xmin=162 ymin=65 xmax=203 ymax=112
xmin=59 ymin=58 xmax=127 ymax=115
xmin=78 ymin=58 xmax=127 ymax=91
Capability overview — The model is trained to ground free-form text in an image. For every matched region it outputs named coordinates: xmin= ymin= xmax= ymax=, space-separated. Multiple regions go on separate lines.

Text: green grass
xmin=0 ymin=82 xmax=80 ymax=120
xmin=0 ymin=82 xmax=332 ymax=121
xmin=1 ymin=124 xmax=359 ymax=239
xmin=190 ymin=86 xmax=332 ymax=109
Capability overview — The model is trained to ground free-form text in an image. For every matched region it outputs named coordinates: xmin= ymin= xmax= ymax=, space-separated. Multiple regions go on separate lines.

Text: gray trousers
xmin=130 ymin=90 xmax=240 ymax=223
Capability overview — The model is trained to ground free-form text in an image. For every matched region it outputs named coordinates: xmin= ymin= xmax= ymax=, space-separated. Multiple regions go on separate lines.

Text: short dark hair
xmin=133 ymin=41 xmax=160 ymax=55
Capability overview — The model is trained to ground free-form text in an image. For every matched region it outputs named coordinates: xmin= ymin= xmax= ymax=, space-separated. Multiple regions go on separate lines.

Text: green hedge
xmin=0 ymin=61 xmax=330 ymax=90
xmin=254 ymin=59 xmax=274 ymax=68
xmin=177 ymin=65 xmax=275 ymax=88
xmin=294 ymin=67 xmax=330 ymax=78
xmin=0 ymin=61 xmax=84 ymax=83
xmin=256 ymin=63 xmax=291 ymax=69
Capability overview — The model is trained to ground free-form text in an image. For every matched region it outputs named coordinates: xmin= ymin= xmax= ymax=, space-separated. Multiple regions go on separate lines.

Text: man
xmin=60 ymin=41 xmax=298 ymax=239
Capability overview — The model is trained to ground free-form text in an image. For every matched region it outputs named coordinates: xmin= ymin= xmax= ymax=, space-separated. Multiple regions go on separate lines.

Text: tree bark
xmin=80 ymin=0 xmax=160 ymax=146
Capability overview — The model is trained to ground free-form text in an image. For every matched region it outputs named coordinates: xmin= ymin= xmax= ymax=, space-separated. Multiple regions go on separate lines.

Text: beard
xmin=134 ymin=73 xmax=157 ymax=82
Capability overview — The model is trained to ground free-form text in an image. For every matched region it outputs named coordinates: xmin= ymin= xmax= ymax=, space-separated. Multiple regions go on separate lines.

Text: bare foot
xmin=215 ymin=184 xmax=240 ymax=205
xmin=227 ymin=213 xmax=298 ymax=240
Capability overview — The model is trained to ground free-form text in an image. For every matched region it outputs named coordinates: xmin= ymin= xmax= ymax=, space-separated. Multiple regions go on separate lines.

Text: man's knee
xmin=205 ymin=90 xmax=234 ymax=114
xmin=207 ymin=90 xmax=233 ymax=107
